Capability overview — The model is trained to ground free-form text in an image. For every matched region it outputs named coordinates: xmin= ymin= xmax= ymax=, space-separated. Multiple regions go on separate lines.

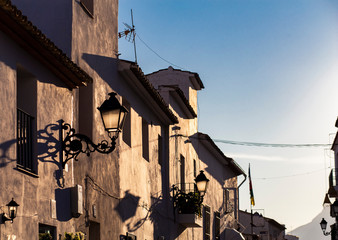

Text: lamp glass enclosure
xmin=320 ymin=218 xmax=328 ymax=231
xmin=195 ymin=170 xmax=210 ymax=195
xmin=98 ymin=92 xmax=128 ymax=133
xmin=6 ymin=198 xmax=19 ymax=220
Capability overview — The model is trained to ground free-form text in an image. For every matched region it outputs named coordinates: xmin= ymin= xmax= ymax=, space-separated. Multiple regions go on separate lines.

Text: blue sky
xmin=119 ymin=0 xmax=338 ymax=230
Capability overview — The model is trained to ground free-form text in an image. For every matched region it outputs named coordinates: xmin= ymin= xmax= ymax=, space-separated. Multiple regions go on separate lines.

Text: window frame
xmin=142 ymin=118 xmax=149 ymax=161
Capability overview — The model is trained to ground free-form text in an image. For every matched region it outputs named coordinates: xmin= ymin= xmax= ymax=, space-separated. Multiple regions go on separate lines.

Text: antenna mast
xmin=118 ymin=9 xmax=137 ymax=64
xmin=131 ymin=9 xmax=137 ymax=64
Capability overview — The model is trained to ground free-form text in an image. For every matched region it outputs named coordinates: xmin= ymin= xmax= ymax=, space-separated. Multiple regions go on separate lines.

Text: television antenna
xmin=118 ymin=9 xmax=137 ymax=64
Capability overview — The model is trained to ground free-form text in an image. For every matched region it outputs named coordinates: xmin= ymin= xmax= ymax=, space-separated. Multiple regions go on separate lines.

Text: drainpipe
xmin=236 ymin=173 xmax=247 ymax=222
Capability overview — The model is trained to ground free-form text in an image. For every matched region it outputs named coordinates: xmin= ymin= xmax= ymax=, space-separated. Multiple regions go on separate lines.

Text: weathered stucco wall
xmin=148 ymin=68 xmax=241 ymax=240
xmin=0 ymin=31 xmax=77 ymax=240
xmin=70 ymin=1 xmax=123 ymax=239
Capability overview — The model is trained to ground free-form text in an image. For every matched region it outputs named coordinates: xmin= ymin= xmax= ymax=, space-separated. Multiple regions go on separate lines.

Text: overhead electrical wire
xmin=212 ymin=139 xmax=331 ymax=148
xmin=136 ymin=33 xmax=185 ymax=70
xmin=174 ymin=134 xmax=331 ymax=148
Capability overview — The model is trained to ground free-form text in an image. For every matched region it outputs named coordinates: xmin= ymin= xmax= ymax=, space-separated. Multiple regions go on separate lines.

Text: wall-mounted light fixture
xmin=320 ymin=218 xmax=336 ymax=237
xmin=1 ymin=198 xmax=19 ymax=223
xmin=195 ymin=170 xmax=209 ymax=198
xmin=61 ymin=92 xmax=128 ymax=168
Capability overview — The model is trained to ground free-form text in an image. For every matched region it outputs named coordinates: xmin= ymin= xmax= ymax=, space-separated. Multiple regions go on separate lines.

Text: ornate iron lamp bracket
xmin=61 ymin=122 xmax=117 ymax=168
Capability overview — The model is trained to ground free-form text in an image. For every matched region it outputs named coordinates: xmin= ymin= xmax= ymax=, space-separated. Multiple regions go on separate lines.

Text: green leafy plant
xmin=64 ymin=232 xmax=85 ymax=240
xmin=39 ymin=233 xmax=52 ymax=240
xmin=176 ymin=191 xmax=202 ymax=216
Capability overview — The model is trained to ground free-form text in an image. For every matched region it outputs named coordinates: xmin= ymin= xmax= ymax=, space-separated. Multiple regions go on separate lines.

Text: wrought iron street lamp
xmin=195 ymin=170 xmax=209 ymax=197
xmin=320 ymin=218 xmax=337 ymax=238
xmin=61 ymin=92 xmax=128 ymax=168
xmin=98 ymin=92 xmax=128 ymax=137
xmin=320 ymin=218 xmax=329 ymax=235
xmin=1 ymin=198 xmax=19 ymax=223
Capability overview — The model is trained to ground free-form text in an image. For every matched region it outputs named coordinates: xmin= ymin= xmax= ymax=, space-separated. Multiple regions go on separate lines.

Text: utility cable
xmin=86 ymin=175 xmax=120 ymax=200
xmin=136 ymin=33 xmax=185 ymax=70
xmin=212 ymin=139 xmax=331 ymax=148
xmin=172 ymin=134 xmax=331 ymax=148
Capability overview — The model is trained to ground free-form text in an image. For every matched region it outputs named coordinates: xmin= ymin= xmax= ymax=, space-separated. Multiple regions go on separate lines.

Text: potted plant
xmin=64 ymin=232 xmax=85 ymax=240
xmin=39 ymin=233 xmax=52 ymax=240
xmin=176 ymin=191 xmax=202 ymax=216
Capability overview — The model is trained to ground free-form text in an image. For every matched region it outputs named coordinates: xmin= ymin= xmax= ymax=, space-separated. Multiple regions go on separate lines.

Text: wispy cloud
xmin=228 ymin=153 xmax=285 ymax=162
xmin=227 ymin=152 xmax=323 ymax=164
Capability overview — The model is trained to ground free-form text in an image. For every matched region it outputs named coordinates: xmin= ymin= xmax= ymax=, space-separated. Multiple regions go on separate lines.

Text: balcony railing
xmin=172 ymin=183 xmax=203 ymax=228
xmin=17 ymin=108 xmax=34 ymax=172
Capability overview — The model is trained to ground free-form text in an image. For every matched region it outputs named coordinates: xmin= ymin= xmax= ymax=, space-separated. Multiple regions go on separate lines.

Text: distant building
xmin=239 ymin=210 xmax=286 ymax=240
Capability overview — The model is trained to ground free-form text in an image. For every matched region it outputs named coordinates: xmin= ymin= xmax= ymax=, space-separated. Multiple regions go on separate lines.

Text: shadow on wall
xmin=115 ymin=190 xmax=140 ymax=223
xmin=55 ymin=187 xmax=72 ymax=221
xmin=82 ymin=53 xmax=164 ymax=126
xmin=0 ymin=139 xmax=16 ymax=167
xmin=115 ymin=190 xmax=170 ymax=234
xmin=0 ymin=121 xmax=67 ymax=187
xmin=190 ymin=132 xmax=235 ymax=185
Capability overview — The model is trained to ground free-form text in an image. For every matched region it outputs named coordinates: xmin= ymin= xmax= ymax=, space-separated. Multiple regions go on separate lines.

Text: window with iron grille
xmin=214 ymin=211 xmax=220 ymax=240
xmin=17 ymin=109 xmax=35 ymax=172
xmin=17 ymin=65 xmax=37 ymax=175
xmin=204 ymin=205 xmax=211 ymax=240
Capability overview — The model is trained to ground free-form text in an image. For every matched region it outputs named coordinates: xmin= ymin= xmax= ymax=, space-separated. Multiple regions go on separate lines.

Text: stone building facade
xmin=0 ymin=0 xmax=245 ymax=239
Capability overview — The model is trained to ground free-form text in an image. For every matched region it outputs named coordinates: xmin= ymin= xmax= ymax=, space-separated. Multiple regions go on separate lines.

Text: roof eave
xmin=197 ymin=132 xmax=245 ymax=176
xmin=118 ymin=60 xmax=179 ymax=125
xmin=0 ymin=0 xmax=92 ymax=89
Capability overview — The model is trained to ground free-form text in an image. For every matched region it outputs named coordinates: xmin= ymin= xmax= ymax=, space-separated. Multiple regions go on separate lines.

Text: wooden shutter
xmin=204 ymin=206 xmax=211 ymax=240
xmin=215 ymin=211 xmax=220 ymax=240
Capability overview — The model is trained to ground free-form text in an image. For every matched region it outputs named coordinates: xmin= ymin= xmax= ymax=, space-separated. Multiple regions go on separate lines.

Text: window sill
xmin=15 ymin=166 xmax=39 ymax=178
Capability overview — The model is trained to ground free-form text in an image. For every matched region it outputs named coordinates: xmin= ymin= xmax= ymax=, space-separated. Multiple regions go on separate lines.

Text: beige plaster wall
xmin=69 ymin=1 xmax=123 ymax=239
xmin=0 ymin=31 xmax=77 ymax=240
xmin=149 ymin=69 xmax=240 ymax=240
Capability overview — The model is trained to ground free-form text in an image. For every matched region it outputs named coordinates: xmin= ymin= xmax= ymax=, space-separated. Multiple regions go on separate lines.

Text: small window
xmin=158 ymin=135 xmax=163 ymax=165
xmin=142 ymin=118 xmax=149 ymax=161
xmin=180 ymin=155 xmax=185 ymax=192
xmin=224 ymin=189 xmax=234 ymax=213
xmin=39 ymin=223 xmax=56 ymax=240
xmin=17 ymin=65 xmax=37 ymax=175
xmin=122 ymin=99 xmax=131 ymax=147
xmin=80 ymin=0 xmax=94 ymax=17
xmin=214 ymin=211 xmax=220 ymax=240
xmin=193 ymin=159 xmax=197 ymax=178
xmin=89 ymin=221 xmax=100 ymax=240
xmin=204 ymin=205 xmax=211 ymax=240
